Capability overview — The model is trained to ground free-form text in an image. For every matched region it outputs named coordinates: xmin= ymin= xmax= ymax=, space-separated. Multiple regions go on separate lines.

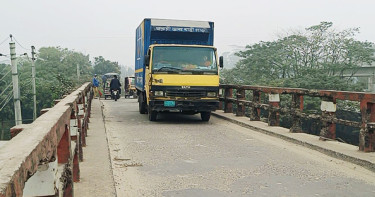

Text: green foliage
xmin=93 ymin=56 xmax=120 ymax=75
xmin=36 ymin=47 xmax=93 ymax=84
xmin=0 ymin=47 xmax=95 ymax=139
xmin=223 ymin=21 xmax=375 ymax=91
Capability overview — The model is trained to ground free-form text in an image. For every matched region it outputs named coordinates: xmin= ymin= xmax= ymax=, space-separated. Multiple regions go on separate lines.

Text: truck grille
xmin=166 ymin=90 xmax=206 ymax=97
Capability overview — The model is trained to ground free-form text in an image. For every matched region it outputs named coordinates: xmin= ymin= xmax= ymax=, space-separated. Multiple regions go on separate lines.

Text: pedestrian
xmin=93 ymin=74 xmax=100 ymax=98
xmin=102 ymin=74 xmax=107 ymax=90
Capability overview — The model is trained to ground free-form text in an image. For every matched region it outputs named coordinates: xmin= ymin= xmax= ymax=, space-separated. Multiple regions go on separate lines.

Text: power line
xmin=0 ymin=65 xmax=10 ymax=74
xmin=0 ymin=91 xmax=13 ymax=112
xmin=0 ymin=90 xmax=13 ymax=106
xmin=0 ymin=69 xmax=11 ymax=81
xmin=0 ymin=90 xmax=12 ymax=105
xmin=12 ymin=36 xmax=30 ymax=51
xmin=0 ymin=37 xmax=9 ymax=46
xmin=0 ymin=83 xmax=12 ymax=98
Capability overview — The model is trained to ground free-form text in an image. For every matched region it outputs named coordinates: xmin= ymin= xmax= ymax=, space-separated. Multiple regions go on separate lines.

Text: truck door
xmin=145 ymin=48 xmax=152 ymax=104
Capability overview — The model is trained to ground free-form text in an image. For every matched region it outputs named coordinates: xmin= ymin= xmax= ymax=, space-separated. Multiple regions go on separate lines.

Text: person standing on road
xmin=93 ymin=74 xmax=100 ymax=98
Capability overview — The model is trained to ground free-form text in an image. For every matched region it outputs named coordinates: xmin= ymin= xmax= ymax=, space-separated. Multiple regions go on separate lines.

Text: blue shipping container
xmin=135 ymin=18 xmax=214 ymax=91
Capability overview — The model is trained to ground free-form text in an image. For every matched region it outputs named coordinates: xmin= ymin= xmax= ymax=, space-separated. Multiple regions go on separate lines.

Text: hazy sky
xmin=1 ymin=0 xmax=374 ymax=67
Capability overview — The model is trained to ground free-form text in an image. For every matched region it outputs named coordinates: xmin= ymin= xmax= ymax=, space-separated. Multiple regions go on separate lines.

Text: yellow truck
xmin=135 ymin=19 xmax=223 ymax=121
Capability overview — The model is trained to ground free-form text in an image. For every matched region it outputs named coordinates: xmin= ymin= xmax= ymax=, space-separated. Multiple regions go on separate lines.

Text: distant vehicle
xmin=135 ymin=18 xmax=223 ymax=121
xmin=112 ymin=89 xmax=119 ymax=101
xmin=124 ymin=76 xmax=136 ymax=98
xmin=102 ymin=73 xmax=120 ymax=100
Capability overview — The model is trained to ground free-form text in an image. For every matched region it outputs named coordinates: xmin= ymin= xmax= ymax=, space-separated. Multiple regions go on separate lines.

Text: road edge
xmin=99 ymin=99 xmax=119 ymax=197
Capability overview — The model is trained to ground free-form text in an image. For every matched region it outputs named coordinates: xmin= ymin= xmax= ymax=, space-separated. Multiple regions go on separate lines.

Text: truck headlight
xmin=207 ymin=92 xmax=217 ymax=97
xmin=154 ymin=91 xmax=164 ymax=96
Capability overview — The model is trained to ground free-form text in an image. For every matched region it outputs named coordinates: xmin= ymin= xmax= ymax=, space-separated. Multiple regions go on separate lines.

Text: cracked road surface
xmin=102 ymin=98 xmax=375 ymax=197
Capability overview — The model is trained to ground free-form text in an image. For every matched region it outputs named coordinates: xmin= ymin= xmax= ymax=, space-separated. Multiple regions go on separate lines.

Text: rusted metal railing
xmin=0 ymin=82 xmax=93 ymax=197
xmin=219 ymin=85 xmax=375 ymax=152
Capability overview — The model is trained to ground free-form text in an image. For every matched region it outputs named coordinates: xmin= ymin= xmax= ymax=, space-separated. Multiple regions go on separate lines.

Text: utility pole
xmin=9 ymin=35 xmax=22 ymax=125
xmin=31 ymin=46 xmax=37 ymax=120
xmin=77 ymin=63 xmax=80 ymax=82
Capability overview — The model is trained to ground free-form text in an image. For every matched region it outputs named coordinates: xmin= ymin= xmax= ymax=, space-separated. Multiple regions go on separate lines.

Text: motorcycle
xmin=111 ymin=89 xmax=120 ymax=101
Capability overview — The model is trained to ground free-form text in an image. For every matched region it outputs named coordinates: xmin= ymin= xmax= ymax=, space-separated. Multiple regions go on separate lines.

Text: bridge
xmin=1 ymin=83 xmax=375 ymax=196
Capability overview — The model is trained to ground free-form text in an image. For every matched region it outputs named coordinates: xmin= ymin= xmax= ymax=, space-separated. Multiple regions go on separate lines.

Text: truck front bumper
xmin=149 ymin=99 xmax=219 ymax=112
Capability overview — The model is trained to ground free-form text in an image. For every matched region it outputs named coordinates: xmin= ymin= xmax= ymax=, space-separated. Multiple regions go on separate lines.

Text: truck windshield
xmin=151 ymin=46 xmax=217 ymax=74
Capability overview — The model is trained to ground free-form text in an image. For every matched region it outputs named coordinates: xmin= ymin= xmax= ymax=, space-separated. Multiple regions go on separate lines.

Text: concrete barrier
xmin=0 ymin=82 xmax=92 ymax=197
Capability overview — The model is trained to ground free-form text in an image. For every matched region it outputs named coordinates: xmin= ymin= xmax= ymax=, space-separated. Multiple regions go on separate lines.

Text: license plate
xmin=164 ymin=101 xmax=175 ymax=107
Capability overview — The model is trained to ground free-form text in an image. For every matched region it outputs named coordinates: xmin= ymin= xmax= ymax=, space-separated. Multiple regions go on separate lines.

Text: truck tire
xmin=148 ymin=106 xmax=157 ymax=121
xmin=201 ymin=112 xmax=211 ymax=121
xmin=139 ymin=93 xmax=147 ymax=114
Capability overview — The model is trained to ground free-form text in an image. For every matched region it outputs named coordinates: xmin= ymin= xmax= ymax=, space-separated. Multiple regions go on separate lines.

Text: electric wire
xmin=0 ymin=69 xmax=11 ymax=81
xmin=12 ymin=36 xmax=30 ymax=51
xmin=0 ymin=90 xmax=12 ymax=105
xmin=0 ymin=83 xmax=12 ymax=97
xmin=0 ymin=37 xmax=10 ymax=46
xmin=0 ymin=90 xmax=13 ymax=105
xmin=0 ymin=65 xmax=10 ymax=74
xmin=0 ymin=91 xmax=13 ymax=112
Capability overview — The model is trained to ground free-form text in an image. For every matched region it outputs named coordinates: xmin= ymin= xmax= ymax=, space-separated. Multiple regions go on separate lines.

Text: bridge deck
xmin=0 ymin=141 xmax=7 ymax=149
xmin=75 ymin=98 xmax=375 ymax=196
xmin=74 ymin=98 xmax=116 ymax=196
xmin=213 ymin=111 xmax=375 ymax=172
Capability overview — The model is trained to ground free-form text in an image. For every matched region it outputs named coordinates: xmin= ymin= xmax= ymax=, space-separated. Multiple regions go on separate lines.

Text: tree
xmin=0 ymin=47 xmax=94 ymax=139
xmin=223 ymin=22 xmax=375 ymax=91
xmin=93 ymin=56 xmax=120 ymax=75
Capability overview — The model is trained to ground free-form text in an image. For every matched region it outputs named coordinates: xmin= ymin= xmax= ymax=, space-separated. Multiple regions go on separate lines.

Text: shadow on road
xmin=153 ymin=112 xmax=209 ymax=125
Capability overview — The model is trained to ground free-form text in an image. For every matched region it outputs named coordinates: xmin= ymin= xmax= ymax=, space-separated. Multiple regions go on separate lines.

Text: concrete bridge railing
xmin=219 ymin=84 xmax=375 ymax=152
xmin=0 ymin=82 xmax=92 ymax=197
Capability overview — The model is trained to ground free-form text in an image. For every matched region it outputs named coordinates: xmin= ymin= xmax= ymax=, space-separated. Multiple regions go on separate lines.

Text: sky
xmin=0 ymin=0 xmax=374 ymax=68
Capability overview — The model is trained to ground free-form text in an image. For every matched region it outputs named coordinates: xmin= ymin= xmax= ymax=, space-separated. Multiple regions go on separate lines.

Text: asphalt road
xmin=102 ymin=98 xmax=375 ymax=197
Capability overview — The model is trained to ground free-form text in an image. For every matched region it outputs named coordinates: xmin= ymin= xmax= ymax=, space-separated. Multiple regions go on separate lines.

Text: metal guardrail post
xmin=236 ymin=88 xmax=245 ymax=116
xmin=366 ymin=102 xmax=375 ymax=152
xmin=224 ymin=87 xmax=233 ymax=113
xmin=290 ymin=94 xmax=303 ymax=133
xmin=57 ymin=125 xmax=74 ymax=196
xmin=268 ymin=94 xmax=280 ymax=126
xmin=218 ymin=88 xmax=223 ymax=110
xmin=77 ymin=96 xmax=86 ymax=148
xmin=70 ymin=108 xmax=80 ymax=182
xmin=250 ymin=90 xmax=261 ymax=121
xmin=360 ymin=101 xmax=375 ymax=152
xmin=320 ymin=97 xmax=336 ymax=140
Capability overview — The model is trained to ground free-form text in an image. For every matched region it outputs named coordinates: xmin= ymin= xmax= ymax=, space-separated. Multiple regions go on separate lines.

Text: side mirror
xmin=144 ymin=55 xmax=150 ymax=68
xmin=219 ymin=56 xmax=224 ymax=68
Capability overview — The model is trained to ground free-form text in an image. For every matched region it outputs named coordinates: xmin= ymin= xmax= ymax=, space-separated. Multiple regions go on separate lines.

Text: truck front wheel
xmin=139 ymin=93 xmax=147 ymax=114
xmin=148 ymin=106 xmax=157 ymax=121
xmin=201 ymin=112 xmax=211 ymax=121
